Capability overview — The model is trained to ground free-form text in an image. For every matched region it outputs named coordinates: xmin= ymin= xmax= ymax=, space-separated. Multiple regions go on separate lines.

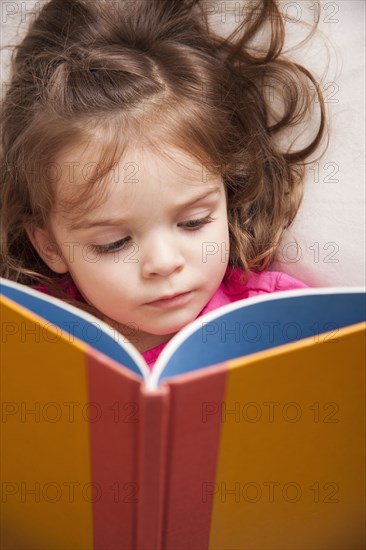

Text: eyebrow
xmin=67 ymin=185 xmax=221 ymax=231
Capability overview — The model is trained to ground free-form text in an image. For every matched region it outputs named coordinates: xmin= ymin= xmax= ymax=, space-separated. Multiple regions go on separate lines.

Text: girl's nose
xmin=141 ymin=233 xmax=185 ymax=278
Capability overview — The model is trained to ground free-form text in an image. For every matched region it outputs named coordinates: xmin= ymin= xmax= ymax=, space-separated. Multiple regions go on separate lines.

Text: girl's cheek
xmin=79 ymin=258 xmax=133 ymax=283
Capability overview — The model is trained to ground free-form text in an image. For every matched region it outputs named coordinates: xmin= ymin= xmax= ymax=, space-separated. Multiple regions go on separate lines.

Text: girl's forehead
xmin=55 ymin=142 xmax=212 ymax=198
xmin=125 ymin=147 xmax=208 ymax=184
xmin=52 ymin=141 xmax=221 ymax=220
xmin=64 ymin=138 xmax=204 ymax=170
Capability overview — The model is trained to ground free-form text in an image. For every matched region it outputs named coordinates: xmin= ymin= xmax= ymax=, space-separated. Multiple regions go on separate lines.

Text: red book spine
xmin=136 ymin=385 xmax=170 ymax=549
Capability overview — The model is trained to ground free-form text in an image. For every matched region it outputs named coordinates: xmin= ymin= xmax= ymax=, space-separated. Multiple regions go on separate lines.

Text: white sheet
xmin=270 ymin=0 xmax=365 ymax=286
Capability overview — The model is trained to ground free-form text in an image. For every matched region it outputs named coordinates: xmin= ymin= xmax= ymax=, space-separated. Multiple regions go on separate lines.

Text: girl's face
xmin=28 ymin=146 xmax=230 ymax=352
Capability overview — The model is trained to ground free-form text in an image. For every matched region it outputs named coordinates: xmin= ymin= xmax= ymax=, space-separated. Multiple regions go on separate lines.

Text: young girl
xmin=0 ymin=0 xmax=326 ymax=369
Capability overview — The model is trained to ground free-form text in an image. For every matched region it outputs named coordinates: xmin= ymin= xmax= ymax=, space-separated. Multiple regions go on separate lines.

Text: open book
xmin=1 ymin=277 xmax=365 ymax=550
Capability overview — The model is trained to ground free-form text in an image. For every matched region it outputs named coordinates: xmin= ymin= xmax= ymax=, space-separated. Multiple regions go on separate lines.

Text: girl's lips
xmin=146 ymin=291 xmax=193 ymax=309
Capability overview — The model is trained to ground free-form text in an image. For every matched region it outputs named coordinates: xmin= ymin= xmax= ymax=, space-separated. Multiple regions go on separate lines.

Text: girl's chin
xmin=102 ymin=310 xmax=200 ymax=348
xmin=145 ymin=316 xmax=198 ymax=337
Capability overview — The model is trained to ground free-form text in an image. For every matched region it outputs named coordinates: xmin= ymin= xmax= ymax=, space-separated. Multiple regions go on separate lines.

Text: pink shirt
xmin=32 ymin=267 xmax=308 ymax=371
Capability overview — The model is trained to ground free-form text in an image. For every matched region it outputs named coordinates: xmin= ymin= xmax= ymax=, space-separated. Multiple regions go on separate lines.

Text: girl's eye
xmin=179 ymin=215 xmax=216 ymax=230
xmin=90 ymin=238 xmax=130 ymax=254
xmin=90 ymin=215 xmax=216 ymax=255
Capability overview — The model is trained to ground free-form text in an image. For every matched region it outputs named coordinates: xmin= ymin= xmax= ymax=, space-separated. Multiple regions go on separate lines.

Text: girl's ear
xmin=24 ymin=224 xmax=68 ymax=274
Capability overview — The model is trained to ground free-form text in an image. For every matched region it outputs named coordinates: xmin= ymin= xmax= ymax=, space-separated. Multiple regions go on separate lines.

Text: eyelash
xmin=90 ymin=215 xmax=216 ymax=254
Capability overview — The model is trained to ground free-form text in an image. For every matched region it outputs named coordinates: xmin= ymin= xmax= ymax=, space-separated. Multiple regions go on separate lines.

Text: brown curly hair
xmin=0 ymin=0 xmax=327 ymax=317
